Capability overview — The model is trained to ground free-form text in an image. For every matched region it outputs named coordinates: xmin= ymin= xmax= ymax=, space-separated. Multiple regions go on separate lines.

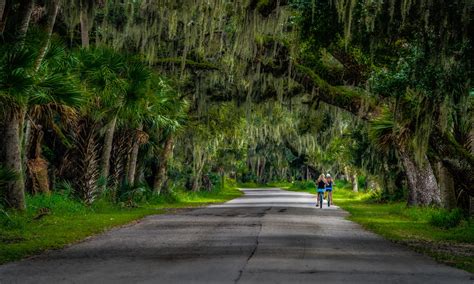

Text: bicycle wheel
xmin=328 ymin=193 xmax=331 ymax=207
xmin=319 ymin=193 xmax=323 ymax=208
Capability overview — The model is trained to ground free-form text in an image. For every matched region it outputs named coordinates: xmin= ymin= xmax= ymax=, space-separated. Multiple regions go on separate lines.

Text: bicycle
xmin=316 ymin=189 xmax=324 ymax=208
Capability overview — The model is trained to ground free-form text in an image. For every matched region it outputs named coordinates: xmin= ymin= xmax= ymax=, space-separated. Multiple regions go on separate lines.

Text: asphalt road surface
xmin=0 ymin=188 xmax=472 ymax=283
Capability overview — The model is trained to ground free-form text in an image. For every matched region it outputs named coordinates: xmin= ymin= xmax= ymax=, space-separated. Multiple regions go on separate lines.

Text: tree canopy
xmin=0 ymin=0 xmax=472 ymax=212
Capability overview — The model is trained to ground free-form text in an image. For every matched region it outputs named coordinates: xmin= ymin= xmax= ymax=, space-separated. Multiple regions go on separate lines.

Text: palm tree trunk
xmin=153 ymin=135 xmax=173 ymax=194
xmin=101 ymin=116 xmax=117 ymax=179
xmin=127 ymin=124 xmax=142 ymax=185
xmin=80 ymin=7 xmax=90 ymax=48
xmin=27 ymin=127 xmax=50 ymax=195
xmin=0 ymin=0 xmax=6 ymax=26
xmin=0 ymin=0 xmax=8 ymax=33
xmin=399 ymin=150 xmax=440 ymax=206
xmin=17 ymin=0 xmax=34 ymax=39
xmin=34 ymin=0 xmax=60 ymax=70
xmin=4 ymin=109 xmax=26 ymax=210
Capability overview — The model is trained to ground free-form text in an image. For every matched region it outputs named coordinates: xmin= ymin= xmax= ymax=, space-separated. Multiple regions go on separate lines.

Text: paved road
xmin=0 ymin=188 xmax=472 ymax=283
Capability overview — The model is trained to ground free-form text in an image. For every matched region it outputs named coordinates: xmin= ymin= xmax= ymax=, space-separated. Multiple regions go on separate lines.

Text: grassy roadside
xmin=0 ymin=182 xmax=242 ymax=264
xmin=282 ymin=181 xmax=474 ymax=273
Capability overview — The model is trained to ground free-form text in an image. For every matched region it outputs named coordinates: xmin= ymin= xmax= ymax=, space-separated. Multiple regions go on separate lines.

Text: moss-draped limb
xmin=328 ymin=48 xmax=370 ymax=85
xmin=255 ymin=38 xmax=381 ymax=120
xmin=293 ymin=64 xmax=381 ymax=120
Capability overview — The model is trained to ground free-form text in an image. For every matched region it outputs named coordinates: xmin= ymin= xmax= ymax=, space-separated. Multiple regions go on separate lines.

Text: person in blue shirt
xmin=325 ymin=174 xmax=334 ymax=207
xmin=316 ymin=174 xmax=327 ymax=207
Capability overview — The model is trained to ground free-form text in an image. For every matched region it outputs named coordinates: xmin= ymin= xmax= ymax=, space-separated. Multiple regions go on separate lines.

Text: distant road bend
xmin=0 ymin=188 xmax=472 ymax=283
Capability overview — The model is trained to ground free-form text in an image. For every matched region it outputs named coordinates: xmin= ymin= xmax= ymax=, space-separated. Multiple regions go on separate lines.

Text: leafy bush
xmin=117 ymin=182 xmax=152 ymax=206
xmin=208 ymin=173 xmax=221 ymax=189
xmin=366 ymin=190 xmax=384 ymax=203
xmin=430 ymin=208 xmax=464 ymax=229
xmin=239 ymin=171 xmax=258 ymax=183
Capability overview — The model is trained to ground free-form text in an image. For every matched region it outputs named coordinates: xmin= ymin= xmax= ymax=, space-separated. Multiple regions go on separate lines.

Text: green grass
xmin=0 ymin=181 xmax=242 ymax=264
xmin=284 ymin=181 xmax=474 ymax=273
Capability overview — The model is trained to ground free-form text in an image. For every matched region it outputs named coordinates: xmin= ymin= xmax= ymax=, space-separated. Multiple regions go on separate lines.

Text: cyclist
xmin=316 ymin=174 xmax=327 ymax=207
xmin=325 ymin=174 xmax=334 ymax=207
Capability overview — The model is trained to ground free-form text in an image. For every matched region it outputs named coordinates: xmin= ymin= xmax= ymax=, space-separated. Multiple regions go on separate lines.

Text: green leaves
xmin=368 ymin=107 xmax=397 ymax=151
xmin=0 ymin=40 xmax=84 ymax=109
xmin=0 ymin=46 xmax=36 ymax=106
xmin=32 ymin=73 xmax=83 ymax=107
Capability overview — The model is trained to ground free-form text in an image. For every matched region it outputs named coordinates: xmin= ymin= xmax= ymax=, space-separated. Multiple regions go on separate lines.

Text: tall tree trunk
xmin=153 ymin=135 xmax=174 ymax=194
xmin=191 ymin=169 xmax=203 ymax=192
xmin=0 ymin=0 xmax=8 ymax=33
xmin=469 ymin=126 xmax=474 ymax=215
xmin=259 ymin=158 xmax=266 ymax=183
xmin=191 ymin=151 xmax=205 ymax=192
xmin=0 ymin=0 xmax=6 ymax=27
xmin=127 ymin=124 xmax=143 ymax=185
xmin=352 ymin=173 xmax=358 ymax=192
xmin=34 ymin=0 xmax=60 ymax=70
xmin=80 ymin=7 xmax=90 ymax=48
xmin=220 ymin=170 xmax=225 ymax=190
xmin=436 ymin=162 xmax=456 ymax=209
xmin=100 ymin=116 xmax=117 ymax=179
xmin=4 ymin=109 xmax=26 ymax=210
xmin=399 ymin=150 xmax=441 ymax=206
xmin=343 ymin=166 xmax=351 ymax=183
xmin=17 ymin=0 xmax=34 ymax=39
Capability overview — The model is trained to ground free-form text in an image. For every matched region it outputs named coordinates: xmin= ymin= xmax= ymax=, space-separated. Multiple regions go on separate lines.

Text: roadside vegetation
xmin=284 ymin=181 xmax=474 ymax=273
xmin=0 ymin=179 xmax=241 ymax=264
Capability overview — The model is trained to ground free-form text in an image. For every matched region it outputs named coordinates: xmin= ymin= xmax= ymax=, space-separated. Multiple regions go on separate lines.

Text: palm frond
xmin=32 ymin=73 xmax=84 ymax=107
xmin=369 ymin=108 xmax=396 ymax=151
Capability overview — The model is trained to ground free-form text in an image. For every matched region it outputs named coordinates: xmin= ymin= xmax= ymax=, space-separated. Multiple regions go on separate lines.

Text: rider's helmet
xmin=326 ymin=174 xmax=331 ymax=178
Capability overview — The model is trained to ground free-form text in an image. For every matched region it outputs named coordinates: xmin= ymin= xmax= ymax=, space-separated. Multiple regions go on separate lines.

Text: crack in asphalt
xmin=234 ymin=207 xmax=270 ymax=283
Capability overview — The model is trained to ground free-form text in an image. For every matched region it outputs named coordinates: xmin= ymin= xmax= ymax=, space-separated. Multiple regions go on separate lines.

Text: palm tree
xmin=75 ymin=48 xmax=128 ymax=181
xmin=0 ymin=42 xmax=82 ymax=209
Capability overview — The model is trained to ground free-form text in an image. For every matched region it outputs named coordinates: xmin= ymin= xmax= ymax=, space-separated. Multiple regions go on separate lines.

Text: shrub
xmin=429 ymin=208 xmax=464 ymax=229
